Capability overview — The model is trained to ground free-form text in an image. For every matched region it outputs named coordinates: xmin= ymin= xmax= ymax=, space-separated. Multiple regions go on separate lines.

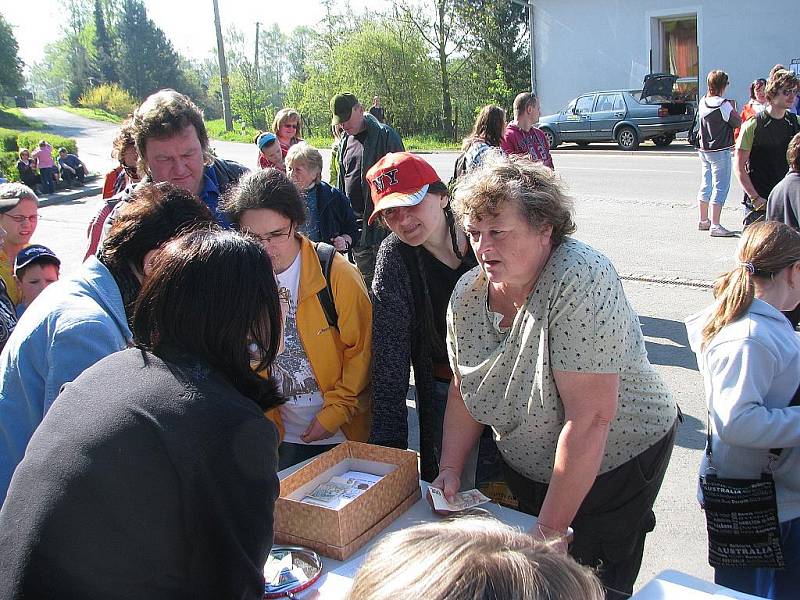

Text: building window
xmin=660 ymin=17 xmax=698 ymax=101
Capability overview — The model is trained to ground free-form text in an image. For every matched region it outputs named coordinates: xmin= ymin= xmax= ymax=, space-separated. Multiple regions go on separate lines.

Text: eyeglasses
xmin=781 ymin=89 xmax=799 ymax=96
xmin=3 ymin=213 xmax=38 ymax=224
xmin=248 ymin=226 xmax=294 ymax=245
xmin=282 ymin=123 xmax=299 ymax=130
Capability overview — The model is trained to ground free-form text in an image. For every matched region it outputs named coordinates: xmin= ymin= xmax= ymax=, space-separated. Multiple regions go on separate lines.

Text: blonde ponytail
xmin=702 ymin=222 xmax=800 ymax=348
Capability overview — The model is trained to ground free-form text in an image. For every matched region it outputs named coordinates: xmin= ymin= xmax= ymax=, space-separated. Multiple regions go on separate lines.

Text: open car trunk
xmin=637 ymin=73 xmax=691 ymax=115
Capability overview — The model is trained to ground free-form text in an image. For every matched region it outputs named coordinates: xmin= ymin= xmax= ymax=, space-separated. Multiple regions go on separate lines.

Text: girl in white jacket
xmin=685 ymin=221 xmax=800 ymax=599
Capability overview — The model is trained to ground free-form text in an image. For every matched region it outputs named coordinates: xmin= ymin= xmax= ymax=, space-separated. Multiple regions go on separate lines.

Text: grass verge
xmin=0 ymin=107 xmax=44 ymax=130
xmin=59 ymin=106 xmax=124 ymax=124
xmin=206 ymin=119 xmax=461 ymax=151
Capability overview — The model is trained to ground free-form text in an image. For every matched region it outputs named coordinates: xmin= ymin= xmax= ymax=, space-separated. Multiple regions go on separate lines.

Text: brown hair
xmin=220 ymin=168 xmax=307 ymax=229
xmin=513 ymin=92 xmax=538 ymax=119
xmin=770 ymin=64 xmax=787 ymax=79
xmin=702 ymin=222 xmax=800 ymax=347
xmin=131 ymin=90 xmax=210 ymax=170
xmin=463 ymin=104 xmax=506 ymax=149
xmin=788 ymin=133 xmax=800 ymax=172
xmin=766 ymin=69 xmax=799 ymax=102
xmin=112 ymin=117 xmax=136 ymax=161
xmin=706 ymin=70 xmax=729 ymax=96
xmin=347 ymin=516 xmax=604 ymax=600
xmin=453 ymin=154 xmax=575 ymax=246
xmin=272 ymin=108 xmax=303 ymax=141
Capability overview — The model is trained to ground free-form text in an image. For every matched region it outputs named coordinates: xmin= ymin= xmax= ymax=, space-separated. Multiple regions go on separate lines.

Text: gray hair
xmin=453 ymin=154 xmax=575 ymax=245
xmin=285 ymin=142 xmax=323 ymax=183
xmin=0 ymin=183 xmax=39 ymax=213
xmin=348 ymin=516 xmax=604 ymax=600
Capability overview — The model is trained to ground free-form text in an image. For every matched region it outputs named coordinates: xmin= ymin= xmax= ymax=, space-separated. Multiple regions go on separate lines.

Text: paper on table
xmin=428 ymin=486 xmax=490 ymax=512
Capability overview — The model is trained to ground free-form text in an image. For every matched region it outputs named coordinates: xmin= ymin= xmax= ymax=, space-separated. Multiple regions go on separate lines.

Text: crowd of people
xmin=15 ymin=140 xmax=87 ymax=195
xmin=0 ymin=66 xmax=796 ymax=599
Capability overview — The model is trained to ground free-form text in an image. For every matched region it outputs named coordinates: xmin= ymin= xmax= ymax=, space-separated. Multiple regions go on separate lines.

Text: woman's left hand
xmin=301 ymin=418 xmax=335 ymax=443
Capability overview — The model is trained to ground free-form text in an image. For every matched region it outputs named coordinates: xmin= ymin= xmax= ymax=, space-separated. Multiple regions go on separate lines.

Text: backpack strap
xmin=314 ymin=242 xmax=338 ymax=330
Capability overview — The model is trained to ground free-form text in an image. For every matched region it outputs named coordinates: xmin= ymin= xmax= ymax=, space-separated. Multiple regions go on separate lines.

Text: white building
xmin=532 ymin=0 xmax=798 ymax=114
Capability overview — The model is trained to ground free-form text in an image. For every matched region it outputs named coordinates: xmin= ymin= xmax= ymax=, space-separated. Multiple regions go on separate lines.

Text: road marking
xmin=559 ymin=166 xmax=694 ymax=174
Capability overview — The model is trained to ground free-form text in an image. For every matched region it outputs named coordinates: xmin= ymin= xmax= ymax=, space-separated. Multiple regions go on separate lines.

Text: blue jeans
xmin=38 ymin=167 xmax=55 ymax=194
xmin=714 ymin=517 xmax=800 ymax=599
xmin=698 ymin=150 xmax=732 ymax=206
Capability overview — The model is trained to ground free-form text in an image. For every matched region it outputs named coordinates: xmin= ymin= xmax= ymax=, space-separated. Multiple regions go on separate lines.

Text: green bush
xmin=79 ymin=84 xmax=137 ymax=118
xmin=0 ymin=128 xmax=18 ymax=152
xmin=16 ymin=132 xmax=77 ymax=156
xmin=0 ymin=151 xmax=19 ymax=181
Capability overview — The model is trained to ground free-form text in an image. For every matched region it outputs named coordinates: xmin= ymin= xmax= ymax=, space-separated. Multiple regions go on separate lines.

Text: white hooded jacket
xmin=685 ymin=298 xmax=800 ymax=522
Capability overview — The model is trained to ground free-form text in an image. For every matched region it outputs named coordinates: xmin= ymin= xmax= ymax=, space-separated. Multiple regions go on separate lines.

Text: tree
xmin=286 ymin=26 xmax=316 ymax=85
xmin=395 ymin=0 xmax=469 ymax=137
xmin=93 ymin=0 xmax=117 ymax=83
xmin=0 ymin=15 xmax=24 ymax=96
xmin=116 ymin=0 xmax=186 ymax=98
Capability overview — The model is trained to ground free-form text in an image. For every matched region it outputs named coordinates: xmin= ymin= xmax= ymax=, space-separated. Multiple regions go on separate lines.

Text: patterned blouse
xmin=446 ymin=238 xmax=676 ymax=483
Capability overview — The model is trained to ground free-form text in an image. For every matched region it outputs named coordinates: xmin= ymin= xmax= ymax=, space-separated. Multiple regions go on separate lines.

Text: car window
xmin=575 ymin=95 xmax=594 ymax=114
xmin=564 ymin=99 xmax=576 ymax=113
xmin=594 ymin=94 xmax=615 ymax=112
xmin=612 ymin=94 xmax=625 ymax=111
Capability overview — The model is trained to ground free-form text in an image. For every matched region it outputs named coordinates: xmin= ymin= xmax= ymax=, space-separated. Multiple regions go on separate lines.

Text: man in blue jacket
xmin=0 ymin=183 xmax=214 ymax=504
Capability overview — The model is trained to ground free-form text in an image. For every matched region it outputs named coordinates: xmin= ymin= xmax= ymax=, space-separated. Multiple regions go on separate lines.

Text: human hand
xmin=301 ymin=418 xmax=335 ymax=443
xmin=331 ymin=235 xmax=351 ymax=252
xmin=429 ymin=466 xmax=461 ymax=503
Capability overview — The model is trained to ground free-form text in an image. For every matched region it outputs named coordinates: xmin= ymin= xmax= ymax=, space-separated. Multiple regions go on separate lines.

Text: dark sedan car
xmin=538 ymin=74 xmax=695 ymax=150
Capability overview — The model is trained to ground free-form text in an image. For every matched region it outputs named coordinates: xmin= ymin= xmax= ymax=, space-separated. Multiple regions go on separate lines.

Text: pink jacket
xmin=32 ymin=144 xmax=55 ymax=169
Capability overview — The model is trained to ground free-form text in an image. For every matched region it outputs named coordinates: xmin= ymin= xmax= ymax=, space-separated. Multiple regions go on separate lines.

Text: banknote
xmin=428 ymin=486 xmax=491 ymax=513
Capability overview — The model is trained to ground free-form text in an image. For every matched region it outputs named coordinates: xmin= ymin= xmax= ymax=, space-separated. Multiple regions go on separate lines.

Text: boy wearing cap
xmin=255 ymin=132 xmax=285 ymax=172
xmin=13 ymin=245 xmax=60 ymax=317
xmin=331 ymin=92 xmax=404 ymax=288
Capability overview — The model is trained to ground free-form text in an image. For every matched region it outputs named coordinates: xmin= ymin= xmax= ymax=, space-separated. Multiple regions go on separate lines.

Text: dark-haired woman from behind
xmin=0 ymin=228 xmax=285 ymax=600
xmin=462 ymin=104 xmax=506 ymax=172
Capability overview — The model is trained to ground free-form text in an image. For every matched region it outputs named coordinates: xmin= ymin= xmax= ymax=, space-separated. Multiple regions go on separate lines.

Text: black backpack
xmin=448 ymin=152 xmax=468 ymax=192
xmin=314 ymin=242 xmax=338 ymax=330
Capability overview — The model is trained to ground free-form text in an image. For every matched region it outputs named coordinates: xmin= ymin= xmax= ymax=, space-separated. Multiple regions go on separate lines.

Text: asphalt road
xmin=25 ymin=108 xmax=729 ymax=589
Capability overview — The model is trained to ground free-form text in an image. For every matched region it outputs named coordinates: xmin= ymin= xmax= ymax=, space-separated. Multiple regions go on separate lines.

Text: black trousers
xmin=503 ymin=421 xmax=677 ymax=600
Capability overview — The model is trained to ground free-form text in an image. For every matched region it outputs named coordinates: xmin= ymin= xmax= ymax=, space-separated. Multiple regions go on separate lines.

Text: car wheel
xmin=652 ymin=134 xmax=675 ymax=147
xmin=542 ymin=128 xmax=558 ymax=149
xmin=616 ymin=126 xmax=639 ymax=150
xmin=576 ymin=141 xmax=590 ymax=148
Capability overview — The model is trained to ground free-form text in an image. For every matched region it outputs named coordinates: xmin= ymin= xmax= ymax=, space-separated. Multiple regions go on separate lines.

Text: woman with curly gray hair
xmin=431 ymin=155 xmax=678 ymax=599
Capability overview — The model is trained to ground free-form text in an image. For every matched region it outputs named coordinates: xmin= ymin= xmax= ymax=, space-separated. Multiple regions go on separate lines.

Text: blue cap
xmin=14 ymin=244 xmax=60 ymax=276
xmin=257 ymin=132 xmax=277 ymax=149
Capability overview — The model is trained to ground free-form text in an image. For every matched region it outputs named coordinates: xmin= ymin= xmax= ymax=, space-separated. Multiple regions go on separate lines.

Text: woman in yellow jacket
xmin=221 ymin=169 xmax=372 ymax=469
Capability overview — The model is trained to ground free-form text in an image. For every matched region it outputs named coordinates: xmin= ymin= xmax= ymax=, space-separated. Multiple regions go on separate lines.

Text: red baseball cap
xmin=366 ymin=152 xmax=441 ymax=225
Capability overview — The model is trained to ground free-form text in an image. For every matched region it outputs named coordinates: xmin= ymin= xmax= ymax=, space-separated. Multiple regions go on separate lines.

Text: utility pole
xmin=254 ymin=22 xmax=261 ymax=88
xmin=212 ymin=0 xmax=233 ymax=131
xmin=510 ymin=0 xmax=535 ymax=93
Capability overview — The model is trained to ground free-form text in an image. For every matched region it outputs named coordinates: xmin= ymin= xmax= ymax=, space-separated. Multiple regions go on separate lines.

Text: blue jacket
xmin=0 ymin=257 xmax=132 ymax=504
xmin=313 ymin=181 xmax=360 ymax=244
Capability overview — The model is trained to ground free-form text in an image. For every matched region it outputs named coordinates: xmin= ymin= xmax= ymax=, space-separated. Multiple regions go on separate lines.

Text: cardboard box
xmin=274 ymin=441 xmax=421 ymax=560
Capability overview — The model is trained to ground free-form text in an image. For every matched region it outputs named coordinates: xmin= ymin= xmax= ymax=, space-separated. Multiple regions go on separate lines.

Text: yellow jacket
xmin=267 ymin=236 xmax=372 ymax=441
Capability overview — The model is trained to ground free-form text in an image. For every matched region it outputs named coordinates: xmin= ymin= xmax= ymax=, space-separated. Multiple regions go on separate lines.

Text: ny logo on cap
xmin=372 ymin=168 xmax=399 ymax=193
